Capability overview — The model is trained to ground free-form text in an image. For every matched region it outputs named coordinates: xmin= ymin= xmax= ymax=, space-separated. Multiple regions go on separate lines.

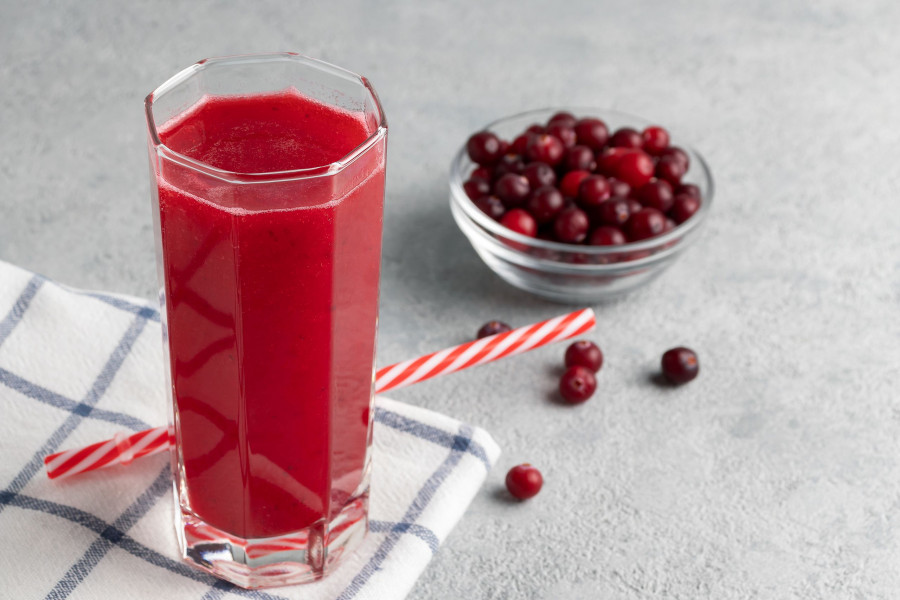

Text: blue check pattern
xmin=0 ymin=265 xmax=499 ymax=600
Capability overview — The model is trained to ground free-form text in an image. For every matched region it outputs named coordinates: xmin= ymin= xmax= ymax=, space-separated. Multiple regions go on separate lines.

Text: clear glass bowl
xmin=449 ymin=107 xmax=714 ymax=303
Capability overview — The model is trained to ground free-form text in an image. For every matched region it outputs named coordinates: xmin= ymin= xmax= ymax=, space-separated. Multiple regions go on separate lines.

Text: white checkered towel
xmin=0 ymin=260 xmax=500 ymax=600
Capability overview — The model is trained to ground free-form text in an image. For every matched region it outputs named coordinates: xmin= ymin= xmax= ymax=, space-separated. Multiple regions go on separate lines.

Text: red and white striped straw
xmin=44 ymin=308 xmax=595 ymax=480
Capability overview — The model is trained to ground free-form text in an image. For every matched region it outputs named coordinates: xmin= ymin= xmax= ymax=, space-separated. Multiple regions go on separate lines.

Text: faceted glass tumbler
xmin=144 ymin=53 xmax=387 ymax=588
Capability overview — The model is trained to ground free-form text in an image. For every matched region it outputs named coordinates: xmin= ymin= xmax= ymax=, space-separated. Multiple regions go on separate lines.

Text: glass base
xmin=174 ymin=493 xmax=369 ymax=589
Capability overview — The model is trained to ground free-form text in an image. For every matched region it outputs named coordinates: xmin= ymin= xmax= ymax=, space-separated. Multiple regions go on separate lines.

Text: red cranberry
xmin=677 ymin=183 xmax=701 ymax=199
xmin=626 ymin=197 xmax=643 ymax=215
xmin=497 ymin=139 xmax=510 ymax=155
xmin=627 ymin=208 xmax=667 ymax=241
xmin=574 ymin=117 xmax=609 ymax=150
xmin=500 ymin=209 xmax=537 ymax=237
xmin=661 ymin=347 xmax=699 ymax=384
xmin=564 ymin=340 xmax=603 ymax=372
xmin=466 ymin=131 xmax=503 ymax=166
xmin=670 ymin=193 xmax=701 ymax=224
xmin=663 ymin=218 xmax=676 ymax=233
xmin=521 ymin=162 xmax=557 ymax=189
xmin=594 ymin=197 xmax=631 ymax=227
xmin=526 ymin=186 xmax=566 ymax=224
xmin=637 ymin=179 xmax=675 ymax=212
xmin=526 ymin=134 xmax=565 ymax=166
xmin=610 ymin=127 xmax=643 ymax=149
xmin=563 ymin=145 xmax=596 ymax=172
xmin=615 ymin=149 xmax=655 ymax=188
xmin=471 ymin=166 xmax=491 ymax=181
xmin=474 ymin=196 xmax=506 ymax=220
xmin=546 ymin=123 xmax=577 ymax=148
xmin=641 ymin=126 xmax=670 ymax=155
xmin=560 ymin=170 xmax=591 ymax=199
xmin=505 ymin=464 xmax=543 ymax=499
xmin=655 ymin=154 xmax=686 ymax=185
xmin=547 ymin=111 xmax=577 ymax=128
xmin=493 ymin=154 xmax=525 ymax=180
xmin=511 ymin=134 xmax=531 ymax=155
xmin=463 ymin=178 xmax=491 ymax=200
xmin=477 ymin=320 xmax=512 ymax=339
xmin=589 ymin=226 xmax=627 ymax=246
xmin=553 ymin=207 xmax=590 ymax=243
xmin=525 ymin=123 xmax=545 ymax=135
xmin=595 ymin=147 xmax=628 ymax=176
xmin=662 ymin=146 xmax=690 ymax=170
xmin=607 ymin=177 xmax=632 ymax=198
xmin=494 ymin=173 xmax=531 ymax=207
xmin=559 ymin=365 xmax=596 ymax=403
xmin=577 ymin=175 xmax=611 ymax=208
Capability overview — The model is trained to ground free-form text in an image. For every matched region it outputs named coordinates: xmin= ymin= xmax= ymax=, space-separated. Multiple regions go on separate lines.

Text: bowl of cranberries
xmin=450 ymin=108 xmax=713 ymax=302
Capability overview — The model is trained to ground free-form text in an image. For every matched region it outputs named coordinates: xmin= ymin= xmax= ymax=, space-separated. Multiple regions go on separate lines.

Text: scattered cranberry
xmin=547 ymin=111 xmax=577 ymax=128
xmin=546 ymin=123 xmax=577 ymax=148
xmin=577 ymin=175 xmax=611 ymax=208
xmin=466 ymin=131 xmax=503 ymax=166
xmin=494 ymin=173 xmax=531 ymax=207
xmin=615 ymin=149 xmax=655 ymax=188
xmin=637 ymin=179 xmax=675 ymax=213
xmin=594 ymin=197 xmax=631 ymax=227
xmin=505 ymin=464 xmax=543 ymax=500
xmin=526 ymin=134 xmax=565 ymax=166
xmin=560 ymin=170 xmax=591 ymax=199
xmin=500 ymin=209 xmax=537 ymax=237
xmin=641 ymin=125 xmax=670 ymax=155
xmin=627 ymin=208 xmax=667 ymax=241
xmin=670 ymin=193 xmax=701 ymax=224
xmin=463 ymin=178 xmax=491 ymax=200
xmin=661 ymin=347 xmax=699 ymax=384
xmin=477 ymin=320 xmax=512 ymax=339
xmin=559 ymin=365 xmax=597 ymax=403
xmin=589 ymin=226 xmax=627 ymax=246
xmin=655 ymin=154 xmax=686 ymax=185
xmin=564 ymin=340 xmax=603 ymax=372
xmin=564 ymin=145 xmax=596 ymax=172
xmin=553 ymin=207 xmax=590 ymax=243
xmin=521 ymin=162 xmax=557 ymax=189
xmin=574 ymin=117 xmax=609 ymax=150
xmin=527 ymin=186 xmax=566 ymax=224
xmin=474 ymin=196 xmax=506 ymax=220
xmin=610 ymin=127 xmax=643 ymax=149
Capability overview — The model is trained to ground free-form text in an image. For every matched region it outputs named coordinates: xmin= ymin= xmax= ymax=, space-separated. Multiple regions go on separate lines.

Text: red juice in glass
xmin=144 ymin=54 xmax=387 ymax=589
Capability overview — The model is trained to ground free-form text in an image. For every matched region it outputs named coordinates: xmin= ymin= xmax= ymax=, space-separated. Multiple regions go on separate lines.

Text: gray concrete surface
xmin=3 ymin=1 xmax=900 ymax=597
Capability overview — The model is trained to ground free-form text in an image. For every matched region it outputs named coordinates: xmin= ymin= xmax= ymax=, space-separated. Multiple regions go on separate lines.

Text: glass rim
xmin=144 ymin=52 xmax=388 ymax=184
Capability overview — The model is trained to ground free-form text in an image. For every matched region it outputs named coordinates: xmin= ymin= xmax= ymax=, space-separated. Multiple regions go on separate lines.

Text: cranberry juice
xmin=154 ymin=89 xmax=384 ymax=539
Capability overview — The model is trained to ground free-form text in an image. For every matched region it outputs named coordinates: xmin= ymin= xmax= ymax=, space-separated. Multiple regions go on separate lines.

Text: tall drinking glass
xmin=144 ymin=53 xmax=387 ymax=588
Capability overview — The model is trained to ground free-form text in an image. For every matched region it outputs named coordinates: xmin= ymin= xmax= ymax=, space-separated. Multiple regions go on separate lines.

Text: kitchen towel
xmin=0 ymin=259 xmax=500 ymax=600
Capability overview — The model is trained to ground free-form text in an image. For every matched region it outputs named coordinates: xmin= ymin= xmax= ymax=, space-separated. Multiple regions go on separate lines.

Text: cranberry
xmin=553 ymin=207 xmax=590 ymax=243
xmin=563 ymin=145 xmax=596 ymax=173
xmin=594 ymin=197 xmax=631 ymax=227
xmin=526 ymin=134 xmax=565 ymax=166
xmin=677 ymin=183 xmax=701 ymax=199
xmin=521 ymin=162 xmax=557 ymax=189
xmin=560 ymin=170 xmax=591 ymax=199
xmin=525 ymin=123 xmax=544 ymax=135
xmin=471 ymin=166 xmax=491 ymax=181
xmin=589 ymin=226 xmax=627 ymax=246
xmin=574 ymin=117 xmax=609 ymax=150
xmin=466 ymin=131 xmax=503 ymax=166
xmin=607 ymin=177 xmax=632 ymax=199
xmin=637 ymin=179 xmax=674 ymax=212
xmin=477 ymin=320 xmax=512 ymax=339
xmin=670 ymin=193 xmax=701 ymax=224
xmin=577 ymin=175 xmax=611 ymax=208
xmin=494 ymin=173 xmax=531 ymax=207
xmin=655 ymin=154 xmax=686 ymax=185
xmin=663 ymin=218 xmax=676 ymax=232
xmin=564 ymin=340 xmax=603 ymax=372
xmin=474 ymin=196 xmax=506 ymax=220
xmin=526 ymin=186 xmax=566 ymax=224
xmin=595 ymin=147 xmax=628 ymax=176
xmin=547 ymin=111 xmax=577 ymax=128
xmin=497 ymin=139 xmax=510 ymax=155
xmin=511 ymin=134 xmax=531 ymax=155
xmin=463 ymin=178 xmax=491 ymax=200
xmin=500 ymin=208 xmax=538 ymax=237
xmin=662 ymin=146 xmax=690 ymax=170
xmin=546 ymin=123 xmax=577 ymax=148
xmin=661 ymin=347 xmax=699 ymax=384
xmin=615 ymin=149 xmax=655 ymax=188
xmin=642 ymin=126 xmax=670 ymax=155
xmin=610 ymin=127 xmax=643 ymax=149
xmin=505 ymin=464 xmax=543 ymax=500
xmin=559 ymin=365 xmax=596 ymax=403
xmin=626 ymin=197 xmax=643 ymax=215
xmin=627 ymin=208 xmax=667 ymax=241
xmin=493 ymin=154 xmax=525 ymax=180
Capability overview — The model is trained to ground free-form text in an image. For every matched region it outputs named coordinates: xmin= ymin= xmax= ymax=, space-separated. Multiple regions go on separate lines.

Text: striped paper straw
xmin=44 ymin=308 xmax=595 ymax=480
